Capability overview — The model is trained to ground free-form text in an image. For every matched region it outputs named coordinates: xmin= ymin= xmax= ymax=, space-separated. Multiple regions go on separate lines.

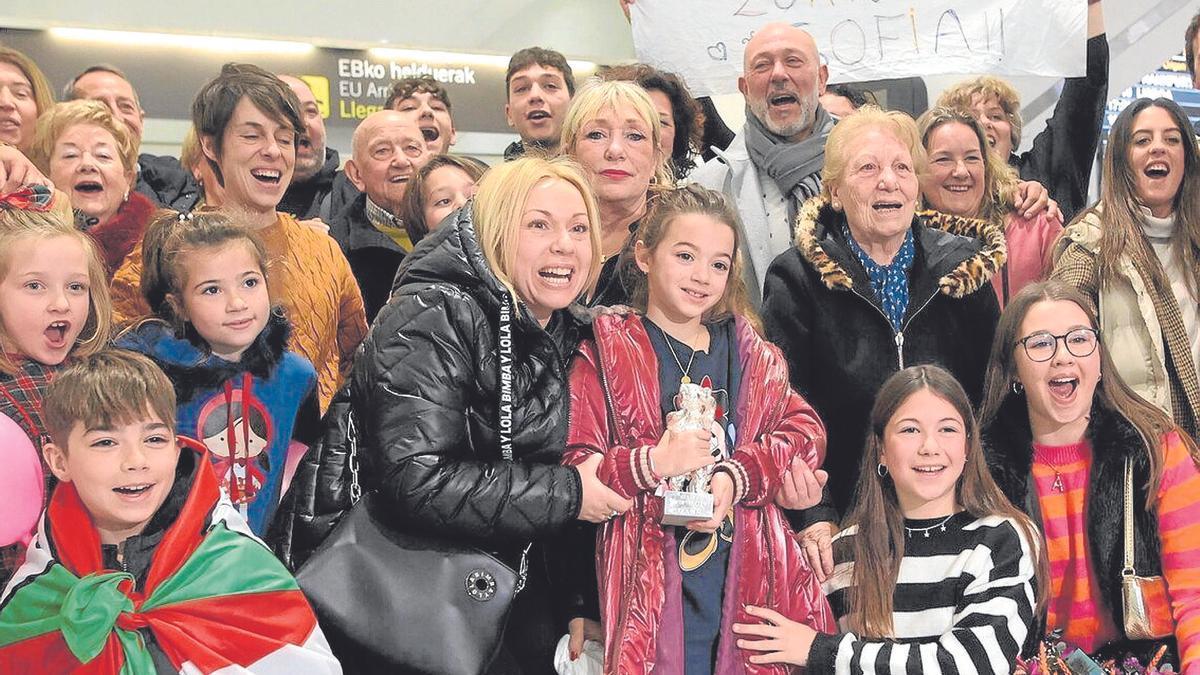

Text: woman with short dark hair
xmin=108 ymin=63 xmax=367 ymax=412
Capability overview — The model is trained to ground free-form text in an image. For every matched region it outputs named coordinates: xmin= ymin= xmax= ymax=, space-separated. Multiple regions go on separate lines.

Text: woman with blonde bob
xmin=29 ymin=100 xmax=161 ymax=277
xmin=917 ymin=106 xmax=1062 ymax=306
xmin=980 ymin=280 xmax=1200 ymax=669
xmin=762 ymin=106 xmax=1004 ymax=571
xmin=1052 ymin=97 xmax=1200 ymax=438
xmin=735 ymin=364 xmax=1043 ymax=673
xmin=351 ymin=156 xmax=632 ymax=672
xmin=559 ymin=78 xmax=673 ymax=306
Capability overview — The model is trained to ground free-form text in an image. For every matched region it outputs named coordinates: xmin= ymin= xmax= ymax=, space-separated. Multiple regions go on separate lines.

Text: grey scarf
xmin=743 ymin=103 xmax=835 ymax=219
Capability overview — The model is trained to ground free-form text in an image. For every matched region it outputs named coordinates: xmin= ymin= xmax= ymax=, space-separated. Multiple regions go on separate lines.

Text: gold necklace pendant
xmin=652 ymin=321 xmax=701 ymax=384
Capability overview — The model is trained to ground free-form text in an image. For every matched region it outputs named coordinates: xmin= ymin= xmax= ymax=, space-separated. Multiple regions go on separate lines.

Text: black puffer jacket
xmin=1010 ymin=35 xmax=1109 ymax=222
xmin=327 ymin=191 xmax=405 ymax=323
xmin=351 ymin=203 xmax=585 ymax=559
xmin=135 ymin=153 xmax=200 ymax=212
xmin=762 ymin=197 xmax=1004 ymax=527
xmin=279 ymin=148 xmax=341 ymax=220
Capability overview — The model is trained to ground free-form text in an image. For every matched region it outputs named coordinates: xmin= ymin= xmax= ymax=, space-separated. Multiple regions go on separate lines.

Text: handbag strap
xmin=346 ymin=412 xmax=362 ymax=506
xmin=1122 ymin=456 xmax=1137 ymax=577
xmin=498 ymin=292 xmax=533 ymax=592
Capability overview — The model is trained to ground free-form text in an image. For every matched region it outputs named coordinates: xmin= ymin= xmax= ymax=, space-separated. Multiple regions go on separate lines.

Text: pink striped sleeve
xmin=1155 ymin=431 xmax=1200 ymax=671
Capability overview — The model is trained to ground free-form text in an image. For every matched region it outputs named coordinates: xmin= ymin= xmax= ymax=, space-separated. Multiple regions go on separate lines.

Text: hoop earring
xmin=1011 ymin=381 xmax=1024 ymax=395
xmin=876 ymin=463 xmax=888 ymax=478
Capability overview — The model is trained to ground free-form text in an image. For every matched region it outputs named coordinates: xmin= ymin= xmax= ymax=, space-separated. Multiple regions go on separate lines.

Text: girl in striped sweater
xmin=733 ymin=364 xmax=1045 ymax=673
xmin=980 ymin=280 xmax=1200 ymax=670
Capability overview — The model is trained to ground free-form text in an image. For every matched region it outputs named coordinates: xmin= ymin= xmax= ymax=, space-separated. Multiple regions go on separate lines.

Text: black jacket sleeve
xmin=545 ymin=521 xmax=601 ymax=624
xmin=268 ymin=386 xmax=357 ymax=571
xmin=1016 ymin=34 xmax=1109 ymax=221
xmin=353 ymin=286 xmax=581 ymax=546
xmin=762 ymin=252 xmax=839 ymax=530
xmin=954 ymin=286 xmax=1001 ymax=408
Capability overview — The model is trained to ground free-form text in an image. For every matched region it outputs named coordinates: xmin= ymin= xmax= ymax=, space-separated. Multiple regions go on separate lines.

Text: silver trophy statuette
xmin=661 ymin=383 xmax=719 ymax=526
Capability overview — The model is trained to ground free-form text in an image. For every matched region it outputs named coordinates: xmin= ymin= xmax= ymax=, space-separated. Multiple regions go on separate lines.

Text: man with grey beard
xmin=691 ymin=23 xmax=831 ymax=305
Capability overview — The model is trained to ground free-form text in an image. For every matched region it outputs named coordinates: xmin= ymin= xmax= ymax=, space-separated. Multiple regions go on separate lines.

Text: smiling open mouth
xmin=873 ymin=201 xmax=903 ymax=211
xmin=943 ymin=184 xmax=972 ymax=193
xmin=913 ymin=465 xmax=946 ymax=475
xmin=1048 ymin=377 xmax=1078 ymax=399
xmin=1144 ymin=162 xmax=1170 ymax=178
xmin=45 ymin=321 xmax=69 ymax=344
xmin=527 ymin=110 xmax=550 ymax=121
xmin=539 ymin=266 xmax=573 ymax=286
xmin=251 ymin=169 xmax=281 ymax=185
xmin=74 ymin=181 xmax=103 ymax=194
xmin=113 ymin=483 xmax=153 ymax=496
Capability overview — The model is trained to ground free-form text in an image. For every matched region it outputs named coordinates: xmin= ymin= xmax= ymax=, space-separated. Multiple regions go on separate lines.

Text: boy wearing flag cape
xmin=0 ymin=349 xmax=341 ymax=674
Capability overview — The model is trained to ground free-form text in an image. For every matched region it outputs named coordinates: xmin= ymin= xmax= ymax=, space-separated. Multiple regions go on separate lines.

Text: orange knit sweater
xmin=109 ymin=212 xmax=367 ymax=411
xmin=1035 ymin=432 xmax=1200 ymax=669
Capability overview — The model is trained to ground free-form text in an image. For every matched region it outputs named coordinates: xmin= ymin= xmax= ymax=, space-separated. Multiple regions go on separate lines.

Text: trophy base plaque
xmin=661 ymin=490 xmax=714 ymax=526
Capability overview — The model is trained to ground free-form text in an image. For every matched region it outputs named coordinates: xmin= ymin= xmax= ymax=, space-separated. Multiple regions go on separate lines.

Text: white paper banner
xmin=631 ymin=0 xmax=1088 ymax=97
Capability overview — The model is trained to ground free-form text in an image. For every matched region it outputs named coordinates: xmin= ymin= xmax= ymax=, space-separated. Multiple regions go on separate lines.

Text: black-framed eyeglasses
xmin=1016 ymin=328 xmax=1100 ymax=362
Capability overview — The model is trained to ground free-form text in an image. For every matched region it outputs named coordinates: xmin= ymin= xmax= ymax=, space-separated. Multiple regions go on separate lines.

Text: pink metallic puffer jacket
xmin=565 ymin=314 xmax=835 ymax=675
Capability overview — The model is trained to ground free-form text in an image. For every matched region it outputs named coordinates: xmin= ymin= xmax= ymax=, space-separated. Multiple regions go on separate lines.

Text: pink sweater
xmin=994 ymin=210 xmax=1062 ymax=306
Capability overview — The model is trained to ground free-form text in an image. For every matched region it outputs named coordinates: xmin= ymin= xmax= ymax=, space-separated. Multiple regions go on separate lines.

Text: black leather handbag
xmin=297 ymin=491 xmax=523 ymax=675
xmin=294 ymin=405 xmax=529 ymax=675
xmin=293 ymin=294 xmax=528 ymax=675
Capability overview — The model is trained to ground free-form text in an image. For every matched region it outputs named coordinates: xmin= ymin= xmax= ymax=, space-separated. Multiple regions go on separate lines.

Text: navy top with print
xmin=645 ymin=317 xmax=739 ymax=675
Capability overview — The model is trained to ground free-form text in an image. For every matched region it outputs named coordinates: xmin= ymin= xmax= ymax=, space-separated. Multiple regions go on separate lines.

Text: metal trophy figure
xmin=661 ymin=382 xmax=723 ymax=525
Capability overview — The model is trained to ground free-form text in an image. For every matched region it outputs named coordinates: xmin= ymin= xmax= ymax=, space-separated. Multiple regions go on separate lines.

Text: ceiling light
xmin=369 ymin=47 xmax=594 ymax=72
xmin=49 ymin=27 xmax=313 ymax=54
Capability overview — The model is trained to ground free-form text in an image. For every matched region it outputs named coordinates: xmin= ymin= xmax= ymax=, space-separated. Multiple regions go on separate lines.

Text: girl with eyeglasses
xmin=979 ymin=280 xmax=1200 ymax=670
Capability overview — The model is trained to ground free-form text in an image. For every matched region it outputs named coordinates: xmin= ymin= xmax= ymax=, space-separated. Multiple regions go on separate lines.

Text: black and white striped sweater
xmin=809 ymin=511 xmax=1038 ymax=674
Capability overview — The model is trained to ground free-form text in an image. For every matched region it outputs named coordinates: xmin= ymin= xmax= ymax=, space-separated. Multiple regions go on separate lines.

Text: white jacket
xmin=689 ymin=134 xmax=798 ymax=306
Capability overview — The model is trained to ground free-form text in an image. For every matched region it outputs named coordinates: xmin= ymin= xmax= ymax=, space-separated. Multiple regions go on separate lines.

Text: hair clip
xmin=0 ymin=184 xmax=54 ymax=212
xmin=178 ymin=211 xmax=195 ymax=222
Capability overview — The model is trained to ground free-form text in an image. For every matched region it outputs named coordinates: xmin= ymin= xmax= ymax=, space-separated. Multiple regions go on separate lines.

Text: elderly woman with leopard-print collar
xmin=761 ymin=106 xmax=1004 ymax=578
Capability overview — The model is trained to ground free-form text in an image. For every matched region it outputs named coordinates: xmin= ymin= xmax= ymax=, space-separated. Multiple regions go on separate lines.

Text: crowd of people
xmin=1 ymin=2 xmax=1200 ymax=672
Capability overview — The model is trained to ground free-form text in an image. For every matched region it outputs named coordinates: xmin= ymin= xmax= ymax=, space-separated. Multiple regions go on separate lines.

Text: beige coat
xmin=1052 ymin=206 xmax=1199 ymax=436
